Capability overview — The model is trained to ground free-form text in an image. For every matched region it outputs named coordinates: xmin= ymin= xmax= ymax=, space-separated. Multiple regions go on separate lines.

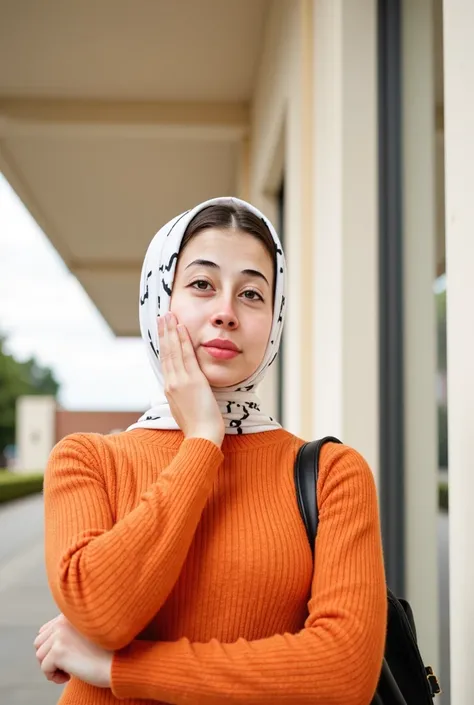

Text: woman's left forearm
xmin=111 ymin=618 xmax=385 ymax=705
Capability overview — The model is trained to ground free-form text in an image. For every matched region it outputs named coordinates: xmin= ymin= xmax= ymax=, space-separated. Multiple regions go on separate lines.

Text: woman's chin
xmin=200 ymin=361 xmax=243 ymax=389
xmin=206 ymin=372 xmax=241 ymax=389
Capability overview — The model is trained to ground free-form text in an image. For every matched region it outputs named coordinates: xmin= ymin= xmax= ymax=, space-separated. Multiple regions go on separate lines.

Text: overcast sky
xmin=0 ymin=173 xmax=155 ymax=411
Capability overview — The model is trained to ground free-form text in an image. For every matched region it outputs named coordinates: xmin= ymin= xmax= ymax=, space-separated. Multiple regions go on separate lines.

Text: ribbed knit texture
xmin=44 ymin=428 xmax=387 ymax=705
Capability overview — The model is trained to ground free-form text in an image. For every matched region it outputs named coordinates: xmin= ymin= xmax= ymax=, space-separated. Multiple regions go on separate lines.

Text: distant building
xmin=15 ymin=395 xmax=142 ymax=472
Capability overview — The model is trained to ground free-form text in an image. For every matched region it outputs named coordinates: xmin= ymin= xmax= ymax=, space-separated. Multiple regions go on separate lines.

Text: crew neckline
xmin=126 ymin=427 xmax=295 ymax=451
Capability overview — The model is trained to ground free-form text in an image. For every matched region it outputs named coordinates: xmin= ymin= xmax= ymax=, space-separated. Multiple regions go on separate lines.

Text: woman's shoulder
xmin=49 ymin=430 xmax=123 ymax=461
xmin=44 ymin=432 xmax=120 ymax=483
xmin=315 ymin=439 xmax=377 ymax=504
xmin=287 ymin=432 xmax=374 ymax=480
xmin=44 ymin=430 xmax=181 ymax=492
xmin=48 ymin=431 xmax=104 ymax=461
xmin=48 ymin=428 xmax=183 ymax=467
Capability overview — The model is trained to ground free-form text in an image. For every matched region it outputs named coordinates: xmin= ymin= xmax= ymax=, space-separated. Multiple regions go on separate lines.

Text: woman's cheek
xmin=254 ymin=314 xmax=272 ymax=348
xmin=170 ymin=298 xmax=199 ymax=346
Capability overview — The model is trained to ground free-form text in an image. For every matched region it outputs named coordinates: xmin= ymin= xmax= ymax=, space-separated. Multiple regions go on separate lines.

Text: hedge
xmin=0 ymin=470 xmax=44 ymax=504
xmin=439 ymin=482 xmax=448 ymax=512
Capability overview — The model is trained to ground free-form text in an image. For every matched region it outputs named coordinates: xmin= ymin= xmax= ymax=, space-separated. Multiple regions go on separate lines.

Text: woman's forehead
xmin=177 ymin=228 xmax=274 ymax=272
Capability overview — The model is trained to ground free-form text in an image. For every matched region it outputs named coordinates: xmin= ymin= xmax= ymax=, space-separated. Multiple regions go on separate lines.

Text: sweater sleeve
xmin=44 ymin=433 xmax=223 ymax=651
xmin=110 ymin=445 xmax=387 ymax=705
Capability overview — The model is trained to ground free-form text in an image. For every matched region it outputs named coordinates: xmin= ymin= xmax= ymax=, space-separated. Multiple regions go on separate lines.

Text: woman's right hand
xmin=158 ymin=312 xmax=225 ymax=447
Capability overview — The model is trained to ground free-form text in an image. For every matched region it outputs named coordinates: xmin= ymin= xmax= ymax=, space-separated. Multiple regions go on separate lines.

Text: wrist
xmin=97 ymin=651 xmax=113 ymax=688
xmin=185 ymin=430 xmax=224 ymax=447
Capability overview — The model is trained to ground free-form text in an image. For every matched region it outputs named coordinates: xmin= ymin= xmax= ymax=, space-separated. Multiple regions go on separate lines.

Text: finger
xmin=158 ymin=313 xmax=172 ymax=369
xmin=36 ymin=634 xmax=69 ymax=681
xmin=166 ymin=313 xmax=185 ymax=367
xmin=157 ymin=315 xmax=171 ymax=379
xmin=36 ymin=632 xmax=55 ymax=664
xmin=40 ymin=640 xmax=59 ymax=679
xmin=162 ymin=314 xmax=183 ymax=386
xmin=34 ymin=624 xmax=54 ymax=649
xmin=160 ymin=314 xmax=175 ymax=370
xmin=51 ymin=670 xmax=70 ymax=685
xmin=38 ymin=615 xmax=61 ymax=634
xmin=157 ymin=315 xmax=165 ymax=352
xmin=177 ymin=325 xmax=200 ymax=373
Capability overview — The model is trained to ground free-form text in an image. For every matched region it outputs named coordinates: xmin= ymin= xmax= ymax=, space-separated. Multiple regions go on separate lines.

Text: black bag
xmin=295 ymin=437 xmax=441 ymax=705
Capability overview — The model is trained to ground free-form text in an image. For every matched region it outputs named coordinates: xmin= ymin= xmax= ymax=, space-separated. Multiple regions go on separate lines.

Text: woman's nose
xmin=211 ymin=305 xmax=239 ymax=330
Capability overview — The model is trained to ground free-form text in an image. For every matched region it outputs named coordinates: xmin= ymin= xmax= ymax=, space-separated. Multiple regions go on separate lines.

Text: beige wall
xmin=247 ymin=0 xmax=314 ymax=439
xmin=16 ymin=395 xmax=56 ymax=471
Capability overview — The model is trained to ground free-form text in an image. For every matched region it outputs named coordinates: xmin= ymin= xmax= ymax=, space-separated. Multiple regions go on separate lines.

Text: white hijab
xmin=128 ymin=196 xmax=286 ymax=435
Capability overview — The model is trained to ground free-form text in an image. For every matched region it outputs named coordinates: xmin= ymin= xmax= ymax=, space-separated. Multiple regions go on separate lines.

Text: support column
xmin=402 ymin=0 xmax=439 ymax=673
xmin=312 ymin=0 xmax=379 ymax=478
xmin=443 ymin=1 xmax=474 ymax=701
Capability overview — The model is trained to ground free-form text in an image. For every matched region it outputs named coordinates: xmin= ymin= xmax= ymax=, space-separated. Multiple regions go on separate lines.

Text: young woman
xmin=35 ymin=197 xmax=387 ymax=705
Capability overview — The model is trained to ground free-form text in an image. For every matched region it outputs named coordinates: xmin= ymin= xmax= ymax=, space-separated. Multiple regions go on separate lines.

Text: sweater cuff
xmin=172 ymin=437 xmax=224 ymax=483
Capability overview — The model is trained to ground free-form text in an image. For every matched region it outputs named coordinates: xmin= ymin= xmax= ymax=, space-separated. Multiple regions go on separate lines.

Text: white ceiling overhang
xmin=0 ymin=0 xmax=269 ymax=335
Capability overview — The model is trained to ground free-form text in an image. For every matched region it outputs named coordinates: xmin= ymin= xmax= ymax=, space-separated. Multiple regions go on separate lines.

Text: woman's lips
xmin=202 ymin=346 xmax=240 ymax=360
xmin=201 ymin=338 xmax=240 ymax=360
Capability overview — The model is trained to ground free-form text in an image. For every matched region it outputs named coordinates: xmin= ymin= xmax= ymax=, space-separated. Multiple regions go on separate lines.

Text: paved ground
xmin=0 ymin=495 xmax=451 ymax=705
xmin=0 ymin=495 xmax=65 ymax=705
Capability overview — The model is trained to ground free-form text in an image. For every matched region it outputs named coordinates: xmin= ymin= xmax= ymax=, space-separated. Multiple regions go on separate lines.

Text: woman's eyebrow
xmin=185 ymin=258 xmax=219 ymax=270
xmin=241 ymin=268 xmax=270 ymax=287
xmin=185 ymin=260 xmax=269 ymax=287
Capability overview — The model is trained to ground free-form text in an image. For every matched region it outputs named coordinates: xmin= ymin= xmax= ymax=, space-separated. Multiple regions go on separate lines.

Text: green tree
xmin=0 ymin=336 xmax=60 ymax=464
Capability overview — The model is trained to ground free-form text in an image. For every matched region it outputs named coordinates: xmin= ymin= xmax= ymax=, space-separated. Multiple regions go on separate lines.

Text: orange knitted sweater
xmin=44 ymin=428 xmax=386 ymax=705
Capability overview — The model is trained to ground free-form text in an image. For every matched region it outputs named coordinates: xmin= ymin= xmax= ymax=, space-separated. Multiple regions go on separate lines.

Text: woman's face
xmin=170 ymin=228 xmax=274 ymax=388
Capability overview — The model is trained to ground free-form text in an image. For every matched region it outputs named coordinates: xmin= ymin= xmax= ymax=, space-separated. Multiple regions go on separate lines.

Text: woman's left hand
xmin=34 ymin=614 xmax=113 ymax=688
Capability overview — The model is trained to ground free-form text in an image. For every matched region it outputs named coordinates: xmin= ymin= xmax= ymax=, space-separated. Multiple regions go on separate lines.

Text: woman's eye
xmin=242 ymin=290 xmax=264 ymax=302
xmin=191 ymin=280 xmax=212 ymax=291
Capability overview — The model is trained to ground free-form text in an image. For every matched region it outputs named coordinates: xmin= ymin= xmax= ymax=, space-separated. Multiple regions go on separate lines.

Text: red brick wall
xmin=55 ymin=410 xmax=142 ymax=442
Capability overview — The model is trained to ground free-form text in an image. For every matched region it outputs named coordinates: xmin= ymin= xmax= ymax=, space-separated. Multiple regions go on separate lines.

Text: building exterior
xmin=15 ymin=395 xmax=142 ymax=470
xmin=1 ymin=1 xmax=473 ymax=702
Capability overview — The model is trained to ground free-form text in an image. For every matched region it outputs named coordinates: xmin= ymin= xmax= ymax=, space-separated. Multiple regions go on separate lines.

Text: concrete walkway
xmin=0 ymin=494 xmax=451 ymax=705
xmin=0 ymin=496 xmax=65 ymax=705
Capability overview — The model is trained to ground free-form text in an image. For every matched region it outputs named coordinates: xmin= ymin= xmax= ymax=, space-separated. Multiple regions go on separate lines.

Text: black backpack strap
xmin=294 ymin=437 xmax=342 ymax=554
xmin=295 ymin=437 xmax=440 ymax=703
